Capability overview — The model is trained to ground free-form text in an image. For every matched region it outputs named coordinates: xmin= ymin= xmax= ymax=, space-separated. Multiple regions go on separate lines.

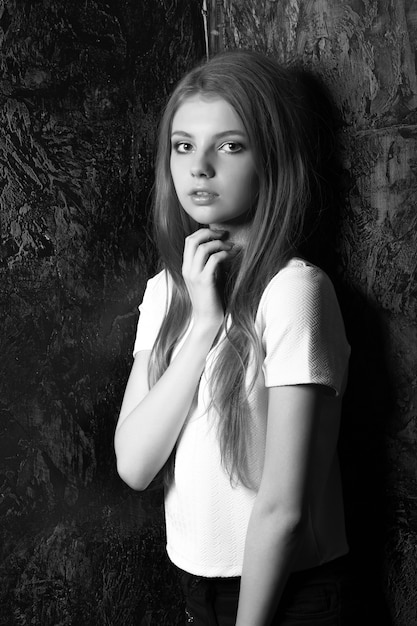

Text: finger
xmin=183 ymin=240 xmax=233 ymax=276
xmin=193 ymin=240 xmax=234 ymax=266
xmin=200 ymin=249 xmax=233 ymax=277
xmin=184 ymin=232 xmax=226 ymax=262
xmin=184 ymin=228 xmax=227 ymax=251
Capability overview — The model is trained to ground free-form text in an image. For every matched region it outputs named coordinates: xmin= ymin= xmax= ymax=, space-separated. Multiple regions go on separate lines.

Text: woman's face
xmin=169 ymin=95 xmax=258 ymax=229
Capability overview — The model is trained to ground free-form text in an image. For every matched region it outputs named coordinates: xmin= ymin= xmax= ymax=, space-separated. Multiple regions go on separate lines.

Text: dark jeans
xmin=177 ymin=555 xmax=352 ymax=625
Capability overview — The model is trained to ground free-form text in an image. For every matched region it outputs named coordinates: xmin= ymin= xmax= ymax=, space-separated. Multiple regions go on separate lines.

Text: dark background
xmin=1 ymin=1 xmax=416 ymax=624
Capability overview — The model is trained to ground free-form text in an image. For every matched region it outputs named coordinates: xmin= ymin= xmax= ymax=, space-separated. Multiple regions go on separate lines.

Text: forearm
xmin=115 ymin=322 xmax=219 ymax=490
xmin=236 ymin=506 xmax=305 ymax=626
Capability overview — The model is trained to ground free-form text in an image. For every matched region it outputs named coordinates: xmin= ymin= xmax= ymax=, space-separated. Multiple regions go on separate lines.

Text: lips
xmin=189 ymin=188 xmax=218 ymax=197
xmin=188 ymin=189 xmax=219 ymax=205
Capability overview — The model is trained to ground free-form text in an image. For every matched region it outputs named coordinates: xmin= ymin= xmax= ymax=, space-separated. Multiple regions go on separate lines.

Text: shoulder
xmin=257 ymin=257 xmax=348 ymax=351
xmin=259 ymin=258 xmax=336 ymax=315
xmin=140 ymin=268 xmax=172 ymax=306
xmin=134 ymin=269 xmax=172 ymax=355
xmin=137 ymin=268 xmax=174 ymax=320
xmin=258 ymin=259 xmax=350 ymax=394
xmin=143 ymin=268 xmax=170 ymax=293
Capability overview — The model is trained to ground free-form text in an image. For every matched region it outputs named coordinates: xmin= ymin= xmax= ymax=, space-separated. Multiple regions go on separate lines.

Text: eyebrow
xmin=170 ymin=130 xmax=247 ymax=139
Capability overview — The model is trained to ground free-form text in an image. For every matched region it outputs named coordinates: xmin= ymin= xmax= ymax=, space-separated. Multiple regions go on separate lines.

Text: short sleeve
xmin=133 ymin=270 xmax=170 ymax=356
xmin=259 ymin=260 xmax=350 ymax=396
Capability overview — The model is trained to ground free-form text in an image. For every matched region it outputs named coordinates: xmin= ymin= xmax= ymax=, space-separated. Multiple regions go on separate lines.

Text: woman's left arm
xmin=236 ymin=383 xmax=321 ymax=626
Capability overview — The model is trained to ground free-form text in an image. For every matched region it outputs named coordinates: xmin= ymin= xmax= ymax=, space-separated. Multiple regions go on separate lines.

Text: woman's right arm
xmin=114 ymin=228 xmax=233 ymax=490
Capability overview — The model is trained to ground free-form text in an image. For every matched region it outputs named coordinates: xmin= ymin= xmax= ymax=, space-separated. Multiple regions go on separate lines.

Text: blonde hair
xmin=149 ymin=50 xmax=316 ymax=487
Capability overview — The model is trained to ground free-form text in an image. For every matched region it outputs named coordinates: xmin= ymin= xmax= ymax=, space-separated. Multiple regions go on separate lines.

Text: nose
xmin=190 ymin=152 xmax=214 ymax=178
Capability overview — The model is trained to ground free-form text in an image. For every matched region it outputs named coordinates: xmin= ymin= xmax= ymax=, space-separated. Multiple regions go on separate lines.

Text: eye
xmin=219 ymin=142 xmax=244 ymax=153
xmin=173 ymin=141 xmax=194 ymax=154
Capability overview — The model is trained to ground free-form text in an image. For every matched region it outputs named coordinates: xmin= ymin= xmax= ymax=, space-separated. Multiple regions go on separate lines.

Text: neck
xmin=209 ymin=221 xmax=251 ymax=250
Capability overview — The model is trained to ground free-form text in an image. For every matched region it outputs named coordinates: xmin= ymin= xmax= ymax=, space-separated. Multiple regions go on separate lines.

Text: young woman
xmin=115 ymin=50 xmax=351 ymax=625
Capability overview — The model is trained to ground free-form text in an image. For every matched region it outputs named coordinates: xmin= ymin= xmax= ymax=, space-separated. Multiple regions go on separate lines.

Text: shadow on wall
xmin=339 ymin=289 xmax=394 ymax=625
xmin=295 ymin=68 xmax=394 ymax=625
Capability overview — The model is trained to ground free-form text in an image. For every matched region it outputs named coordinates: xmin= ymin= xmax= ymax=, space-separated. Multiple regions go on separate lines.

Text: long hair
xmin=149 ymin=50 xmax=317 ymax=488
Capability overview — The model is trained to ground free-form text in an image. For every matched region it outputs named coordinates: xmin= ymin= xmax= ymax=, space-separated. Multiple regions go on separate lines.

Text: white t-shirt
xmin=133 ymin=258 xmax=351 ymax=577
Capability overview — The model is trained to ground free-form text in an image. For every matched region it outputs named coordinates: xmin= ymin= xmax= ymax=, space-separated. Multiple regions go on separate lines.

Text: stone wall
xmin=0 ymin=1 xmax=203 ymax=624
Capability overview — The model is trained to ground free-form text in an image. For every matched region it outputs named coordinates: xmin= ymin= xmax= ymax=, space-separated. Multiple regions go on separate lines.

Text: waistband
xmin=288 ymin=553 xmax=350 ymax=585
xmin=176 ymin=553 xmax=350 ymax=585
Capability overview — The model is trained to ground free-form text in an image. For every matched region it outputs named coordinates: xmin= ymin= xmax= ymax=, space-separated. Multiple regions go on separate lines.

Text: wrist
xmin=190 ymin=317 xmax=223 ymax=346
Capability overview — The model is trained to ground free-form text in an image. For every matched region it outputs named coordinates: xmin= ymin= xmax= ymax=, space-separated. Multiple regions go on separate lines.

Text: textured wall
xmin=211 ymin=0 xmax=416 ymax=624
xmin=2 ymin=0 xmax=416 ymax=624
xmin=0 ymin=1 xmax=203 ymax=624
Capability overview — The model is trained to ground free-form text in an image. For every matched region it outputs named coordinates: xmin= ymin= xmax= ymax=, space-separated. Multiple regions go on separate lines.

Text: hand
xmin=182 ymin=228 xmax=235 ymax=329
